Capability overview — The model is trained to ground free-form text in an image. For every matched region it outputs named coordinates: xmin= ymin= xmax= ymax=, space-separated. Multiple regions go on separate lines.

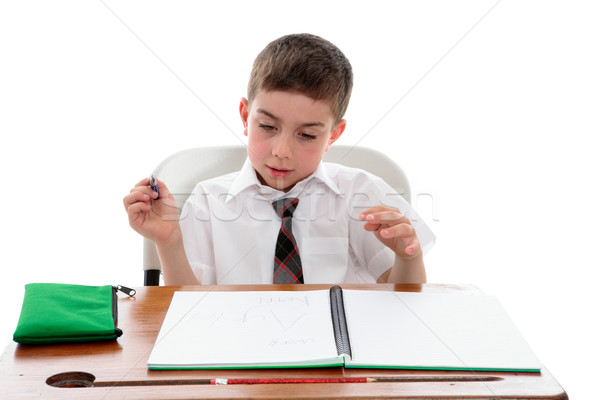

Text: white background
xmin=1 ymin=1 xmax=598 ymax=397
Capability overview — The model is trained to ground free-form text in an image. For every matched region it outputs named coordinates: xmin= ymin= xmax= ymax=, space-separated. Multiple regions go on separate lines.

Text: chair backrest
xmin=142 ymin=145 xmax=411 ymax=285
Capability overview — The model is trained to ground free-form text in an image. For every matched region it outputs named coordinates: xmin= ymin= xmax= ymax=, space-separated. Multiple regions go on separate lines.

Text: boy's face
xmin=239 ymin=90 xmax=346 ymax=192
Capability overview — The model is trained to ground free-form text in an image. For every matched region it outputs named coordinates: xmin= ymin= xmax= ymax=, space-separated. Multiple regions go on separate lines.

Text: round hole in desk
xmin=46 ymin=371 xmax=95 ymax=388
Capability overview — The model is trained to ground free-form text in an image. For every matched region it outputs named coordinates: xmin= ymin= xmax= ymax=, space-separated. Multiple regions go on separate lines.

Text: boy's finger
xmin=404 ymin=241 xmax=422 ymax=256
xmin=362 ymin=221 xmax=382 ymax=232
xmin=132 ymin=177 xmax=167 ymax=194
xmin=127 ymin=201 xmax=152 ymax=216
xmin=381 ymin=225 xmax=421 ymax=256
xmin=358 ymin=206 xmax=400 ymax=221
xmin=133 ymin=190 xmax=154 ymax=202
xmin=123 ymin=192 xmax=153 ymax=211
xmin=380 ymin=223 xmax=415 ymax=239
xmin=134 ymin=177 xmax=151 ymax=187
xmin=359 ymin=205 xmax=387 ymax=213
xmin=124 ymin=192 xmax=144 ymax=208
xmin=365 ymin=211 xmax=406 ymax=223
xmin=402 ymin=237 xmax=422 ymax=256
xmin=129 ymin=186 xmax=159 ymax=199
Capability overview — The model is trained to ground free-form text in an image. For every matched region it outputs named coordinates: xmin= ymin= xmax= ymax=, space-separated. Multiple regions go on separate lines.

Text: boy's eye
xmin=258 ymin=123 xmax=276 ymax=131
xmin=299 ymin=132 xmax=317 ymax=141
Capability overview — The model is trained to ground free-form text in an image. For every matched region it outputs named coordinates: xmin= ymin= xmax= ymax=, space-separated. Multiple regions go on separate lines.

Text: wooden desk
xmin=0 ymin=284 xmax=568 ymax=399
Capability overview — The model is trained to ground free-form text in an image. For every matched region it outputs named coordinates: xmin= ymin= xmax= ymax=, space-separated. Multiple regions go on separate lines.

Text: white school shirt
xmin=180 ymin=159 xmax=435 ymax=284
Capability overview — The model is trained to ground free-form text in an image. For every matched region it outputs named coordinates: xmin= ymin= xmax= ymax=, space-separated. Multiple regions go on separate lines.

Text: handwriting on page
xmin=177 ymin=293 xmax=322 ymax=350
xmin=184 ymin=295 xmax=309 ymax=329
xmin=152 ymin=290 xmax=337 ymax=365
xmin=269 ymin=337 xmax=316 ymax=347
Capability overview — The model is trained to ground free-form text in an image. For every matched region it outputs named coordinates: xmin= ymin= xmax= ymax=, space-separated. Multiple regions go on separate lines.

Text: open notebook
xmin=147 ymin=287 xmax=542 ymax=372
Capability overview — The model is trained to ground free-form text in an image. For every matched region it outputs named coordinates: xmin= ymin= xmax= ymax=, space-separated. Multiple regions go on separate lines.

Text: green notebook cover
xmin=13 ymin=283 xmax=123 ymax=344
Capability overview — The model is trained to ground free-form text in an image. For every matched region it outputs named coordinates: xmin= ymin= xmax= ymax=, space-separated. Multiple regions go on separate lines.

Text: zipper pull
xmin=113 ymin=285 xmax=136 ymax=297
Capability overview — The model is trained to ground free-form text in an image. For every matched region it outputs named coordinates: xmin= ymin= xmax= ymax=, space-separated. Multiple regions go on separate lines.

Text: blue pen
xmin=149 ymin=174 xmax=160 ymax=199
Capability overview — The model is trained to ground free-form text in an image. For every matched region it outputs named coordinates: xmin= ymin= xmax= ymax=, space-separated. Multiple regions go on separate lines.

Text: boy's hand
xmin=123 ymin=177 xmax=181 ymax=246
xmin=358 ymin=206 xmax=422 ymax=260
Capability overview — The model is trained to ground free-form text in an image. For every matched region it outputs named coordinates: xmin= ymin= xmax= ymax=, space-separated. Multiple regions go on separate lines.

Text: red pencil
xmin=211 ymin=377 xmax=373 ymax=385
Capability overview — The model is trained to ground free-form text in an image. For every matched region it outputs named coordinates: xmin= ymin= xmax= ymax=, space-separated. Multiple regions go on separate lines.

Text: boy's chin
xmin=257 ymin=173 xmax=298 ymax=193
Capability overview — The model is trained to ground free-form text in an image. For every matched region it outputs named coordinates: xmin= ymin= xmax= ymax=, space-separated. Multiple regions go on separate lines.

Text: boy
xmin=123 ymin=33 xmax=434 ymax=285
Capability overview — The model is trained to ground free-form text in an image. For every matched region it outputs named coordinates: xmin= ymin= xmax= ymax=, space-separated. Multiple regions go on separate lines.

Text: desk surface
xmin=1 ymin=284 xmax=568 ymax=399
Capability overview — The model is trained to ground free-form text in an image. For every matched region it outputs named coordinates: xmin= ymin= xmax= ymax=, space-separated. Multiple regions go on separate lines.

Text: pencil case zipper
xmin=112 ymin=285 xmax=136 ymax=337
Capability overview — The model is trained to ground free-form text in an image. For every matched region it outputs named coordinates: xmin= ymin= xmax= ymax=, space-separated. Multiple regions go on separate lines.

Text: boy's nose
xmin=272 ymin=134 xmax=293 ymax=158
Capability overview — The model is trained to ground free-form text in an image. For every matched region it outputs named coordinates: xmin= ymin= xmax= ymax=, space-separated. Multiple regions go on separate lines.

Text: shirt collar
xmin=227 ymin=158 xmax=261 ymax=198
xmin=226 ymin=158 xmax=342 ymax=202
xmin=311 ymin=161 xmax=342 ymax=196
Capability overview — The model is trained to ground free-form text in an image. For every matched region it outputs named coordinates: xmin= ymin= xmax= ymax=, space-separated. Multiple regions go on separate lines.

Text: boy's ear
xmin=239 ymin=98 xmax=249 ymax=136
xmin=326 ymin=119 xmax=346 ymax=151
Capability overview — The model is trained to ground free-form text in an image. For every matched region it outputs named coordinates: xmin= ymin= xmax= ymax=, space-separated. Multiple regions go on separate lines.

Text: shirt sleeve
xmin=179 ymin=185 xmax=217 ymax=285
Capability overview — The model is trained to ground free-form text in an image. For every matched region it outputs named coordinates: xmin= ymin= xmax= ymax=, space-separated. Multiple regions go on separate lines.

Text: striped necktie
xmin=272 ymin=198 xmax=304 ymax=284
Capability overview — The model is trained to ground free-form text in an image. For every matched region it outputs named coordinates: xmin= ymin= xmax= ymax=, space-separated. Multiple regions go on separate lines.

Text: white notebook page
xmin=148 ymin=290 xmax=338 ymax=367
xmin=342 ymin=290 xmax=542 ymax=371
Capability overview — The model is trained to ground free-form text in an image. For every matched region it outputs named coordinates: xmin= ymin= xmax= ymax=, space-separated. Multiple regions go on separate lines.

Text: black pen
xmin=149 ymin=174 xmax=160 ymax=199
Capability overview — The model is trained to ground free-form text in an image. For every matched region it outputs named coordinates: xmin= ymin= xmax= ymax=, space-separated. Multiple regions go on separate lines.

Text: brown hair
xmin=247 ymin=33 xmax=353 ymax=124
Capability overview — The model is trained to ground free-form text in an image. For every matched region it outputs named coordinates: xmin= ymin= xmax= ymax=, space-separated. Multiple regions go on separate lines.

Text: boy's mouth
xmin=267 ymin=165 xmax=293 ymax=178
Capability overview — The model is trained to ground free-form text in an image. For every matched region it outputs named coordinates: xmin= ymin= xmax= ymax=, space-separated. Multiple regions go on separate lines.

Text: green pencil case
xmin=13 ymin=283 xmax=135 ymax=345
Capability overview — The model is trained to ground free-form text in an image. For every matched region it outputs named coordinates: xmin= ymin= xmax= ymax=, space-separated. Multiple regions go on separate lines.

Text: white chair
xmin=142 ymin=145 xmax=411 ymax=285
